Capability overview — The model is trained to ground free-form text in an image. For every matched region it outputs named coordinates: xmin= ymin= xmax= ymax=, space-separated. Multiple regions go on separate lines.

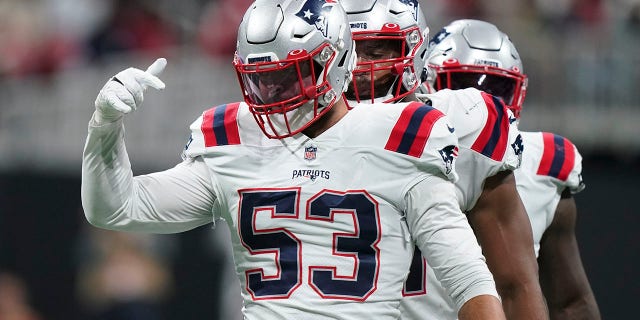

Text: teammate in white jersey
xmin=81 ymin=1 xmax=506 ymax=319
xmin=340 ymin=1 xmax=547 ymax=319
xmin=427 ymin=19 xmax=601 ymax=319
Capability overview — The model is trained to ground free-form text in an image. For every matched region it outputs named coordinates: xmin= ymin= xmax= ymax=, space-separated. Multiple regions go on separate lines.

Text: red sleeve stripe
xmin=201 ymin=102 xmax=241 ymax=147
xmin=470 ymin=93 xmax=509 ymax=161
xmin=385 ymin=102 xmax=445 ymax=158
xmin=537 ymin=133 xmax=575 ymax=181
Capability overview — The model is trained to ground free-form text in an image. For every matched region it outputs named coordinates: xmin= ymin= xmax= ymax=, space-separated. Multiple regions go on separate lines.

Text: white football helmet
xmin=426 ymin=19 xmax=528 ymax=118
xmin=234 ymin=0 xmax=356 ymax=138
xmin=341 ymin=0 xmax=429 ymax=103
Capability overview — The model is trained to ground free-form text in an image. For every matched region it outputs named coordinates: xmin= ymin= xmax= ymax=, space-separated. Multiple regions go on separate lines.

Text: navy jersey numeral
xmin=238 ymin=188 xmax=381 ymax=301
xmin=403 ymin=247 xmax=427 ymax=296
xmin=239 ymin=189 xmax=302 ymax=299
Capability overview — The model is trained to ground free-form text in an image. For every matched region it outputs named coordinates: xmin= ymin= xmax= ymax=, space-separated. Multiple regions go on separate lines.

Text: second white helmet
xmin=342 ymin=0 xmax=429 ymax=103
xmin=426 ymin=19 xmax=528 ymax=118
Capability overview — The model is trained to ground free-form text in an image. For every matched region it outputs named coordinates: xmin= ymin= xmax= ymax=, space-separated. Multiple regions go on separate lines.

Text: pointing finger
xmin=146 ymin=58 xmax=167 ymax=77
xmin=132 ymin=68 xmax=166 ymax=90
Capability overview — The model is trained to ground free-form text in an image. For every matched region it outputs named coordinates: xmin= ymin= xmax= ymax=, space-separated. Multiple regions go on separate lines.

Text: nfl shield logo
xmin=304 ymin=145 xmax=317 ymax=161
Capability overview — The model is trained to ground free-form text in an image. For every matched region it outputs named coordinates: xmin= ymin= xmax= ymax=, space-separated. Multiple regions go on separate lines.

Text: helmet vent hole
xmin=419 ymin=49 xmax=427 ymax=59
xmin=337 ymin=52 xmax=348 ymax=68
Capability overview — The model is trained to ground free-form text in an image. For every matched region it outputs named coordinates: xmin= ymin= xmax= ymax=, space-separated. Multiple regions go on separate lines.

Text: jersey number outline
xmin=238 ymin=188 xmax=381 ymax=301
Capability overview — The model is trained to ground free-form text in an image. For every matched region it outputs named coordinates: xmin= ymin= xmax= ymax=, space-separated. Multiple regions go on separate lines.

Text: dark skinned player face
xmin=346 ymin=39 xmax=403 ymax=101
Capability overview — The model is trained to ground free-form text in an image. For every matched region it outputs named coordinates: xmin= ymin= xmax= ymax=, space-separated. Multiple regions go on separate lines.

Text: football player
xmin=426 ymin=19 xmax=601 ymax=319
xmin=81 ymin=0 xmax=505 ymax=319
xmin=341 ymin=1 xmax=547 ymax=319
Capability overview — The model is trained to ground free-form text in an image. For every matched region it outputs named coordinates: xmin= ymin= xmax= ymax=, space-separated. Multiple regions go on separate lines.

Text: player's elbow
xmin=80 ymin=197 xmax=122 ymax=230
xmin=494 ymin=268 xmax=540 ymax=302
xmin=82 ymin=205 xmax=113 ymax=229
xmin=491 ymin=252 xmax=540 ymax=298
xmin=549 ymin=294 xmax=601 ymax=319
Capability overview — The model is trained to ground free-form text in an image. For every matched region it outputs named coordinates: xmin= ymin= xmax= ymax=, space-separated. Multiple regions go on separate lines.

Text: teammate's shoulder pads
xmin=536 ymin=132 xmax=585 ymax=192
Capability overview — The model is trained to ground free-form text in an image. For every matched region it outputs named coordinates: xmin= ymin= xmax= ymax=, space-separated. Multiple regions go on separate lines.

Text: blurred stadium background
xmin=0 ymin=0 xmax=637 ymax=319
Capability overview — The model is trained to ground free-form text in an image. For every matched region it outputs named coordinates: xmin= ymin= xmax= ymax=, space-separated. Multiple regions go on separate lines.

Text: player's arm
xmin=459 ymin=295 xmax=508 ymax=320
xmin=538 ymin=189 xmax=601 ymax=320
xmin=81 ymin=58 xmax=215 ymax=233
xmin=467 ymin=170 xmax=549 ymax=319
xmin=406 ymin=174 xmax=505 ymax=320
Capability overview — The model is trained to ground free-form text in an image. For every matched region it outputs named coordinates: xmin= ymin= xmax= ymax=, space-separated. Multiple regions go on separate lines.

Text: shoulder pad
xmin=421 ymin=88 xmax=512 ymax=162
xmin=384 ymin=102 xmax=445 ymax=158
xmin=536 ymin=132 xmax=585 ymax=192
xmin=383 ymin=101 xmax=459 ymax=181
xmin=182 ymin=102 xmax=242 ymax=158
xmin=469 ymin=91 xmax=511 ymax=162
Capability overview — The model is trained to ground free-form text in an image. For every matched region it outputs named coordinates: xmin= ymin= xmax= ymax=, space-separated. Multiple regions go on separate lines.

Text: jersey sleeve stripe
xmin=201 ymin=103 xmax=241 ymax=147
xmin=223 ymin=102 xmax=241 ymax=144
xmin=471 ymin=93 xmax=509 ymax=161
xmin=537 ymin=133 xmax=575 ymax=181
xmin=385 ymin=102 xmax=444 ymax=158
xmin=558 ymin=137 xmax=576 ymax=181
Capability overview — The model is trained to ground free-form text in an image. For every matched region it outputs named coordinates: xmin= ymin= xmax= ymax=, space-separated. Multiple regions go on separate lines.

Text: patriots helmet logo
xmin=438 ymin=145 xmax=458 ymax=175
xmin=429 ymin=28 xmax=451 ymax=47
xmin=398 ymin=0 xmax=420 ymax=21
xmin=295 ymin=0 xmax=338 ymax=37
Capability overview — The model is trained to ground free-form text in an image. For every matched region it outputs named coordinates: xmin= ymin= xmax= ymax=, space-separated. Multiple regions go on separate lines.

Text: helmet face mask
xmin=236 ymin=45 xmax=336 ymax=138
xmin=342 ymin=0 xmax=429 ymax=104
xmin=234 ymin=0 xmax=355 ymax=139
xmin=426 ymin=19 xmax=528 ymax=118
xmin=432 ymin=62 xmax=526 ymax=108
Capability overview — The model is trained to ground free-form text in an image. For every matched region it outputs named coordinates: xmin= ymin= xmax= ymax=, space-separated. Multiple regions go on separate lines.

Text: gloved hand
xmin=94 ymin=58 xmax=167 ymax=124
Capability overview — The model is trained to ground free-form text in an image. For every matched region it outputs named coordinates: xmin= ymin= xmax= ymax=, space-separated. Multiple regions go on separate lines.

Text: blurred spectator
xmin=532 ymin=0 xmax=573 ymax=30
xmin=443 ymin=0 xmax=485 ymax=20
xmin=45 ymin=0 xmax=113 ymax=43
xmin=630 ymin=2 xmax=640 ymax=28
xmin=0 ymin=271 xmax=41 ymax=320
xmin=76 ymin=229 xmax=172 ymax=320
xmin=610 ymin=1 xmax=640 ymax=106
xmin=87 ymin=0 xmax=177 ymax=61
xmin=570 ymin=0 xmax=606 ymax=26
xmin=198 ymin=0 xmax=253 ymax=57
xmin=0 ymin=1 xmax=79 ymax=78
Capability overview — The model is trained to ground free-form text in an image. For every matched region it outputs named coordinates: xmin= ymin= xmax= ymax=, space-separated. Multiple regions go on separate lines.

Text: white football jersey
xmin=401 ymin=88 xmax=523 ymax=319
xmin=82 ymin=100 xmax=499 ymax=319
xmin=515 ymin=131 xmax=585 ymax=256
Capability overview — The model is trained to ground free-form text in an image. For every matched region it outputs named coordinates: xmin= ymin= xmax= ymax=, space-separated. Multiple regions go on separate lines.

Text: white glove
xmin=93 ymin=58 xmax=167 ymax=124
